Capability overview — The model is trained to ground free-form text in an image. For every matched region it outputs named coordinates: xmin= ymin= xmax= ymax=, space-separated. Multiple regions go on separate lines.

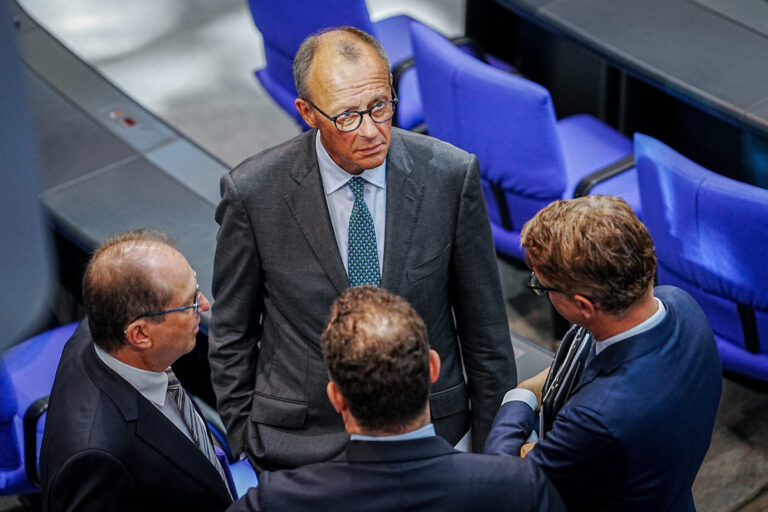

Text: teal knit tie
xmin=347 ymin=177 xmax=381 ymax=287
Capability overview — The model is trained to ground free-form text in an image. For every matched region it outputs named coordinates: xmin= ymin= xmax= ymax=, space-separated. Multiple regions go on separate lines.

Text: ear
xmin=428 ymin=349 xmax=441 ymax=385
xmin=295 ymin=98 xmax=319 ymax=128
xmin=123 ymin=322 xmax=152 ymax=351
xmin=326 ymin=380 xmax=348 ymax=414
xmin=572 ymin=294 xmax=597 ymax=321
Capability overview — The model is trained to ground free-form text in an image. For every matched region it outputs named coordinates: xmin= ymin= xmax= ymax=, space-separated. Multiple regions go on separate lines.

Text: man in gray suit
xmin=210 ymin=26 xmax=516 ymax=471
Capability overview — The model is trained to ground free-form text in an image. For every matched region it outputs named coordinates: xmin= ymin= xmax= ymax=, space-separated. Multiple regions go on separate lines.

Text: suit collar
xmin=82 ymin=339 xmax=232 ymax=503
xmin=381 ymin=129 xmax=425 ymax=292
xmin=342 ymin=435 xmax=455 ymax=463
xmin=284 ymin=129 xmax=348 ymax=294
xmin=574 ymin=294 xmax=675 ymax=392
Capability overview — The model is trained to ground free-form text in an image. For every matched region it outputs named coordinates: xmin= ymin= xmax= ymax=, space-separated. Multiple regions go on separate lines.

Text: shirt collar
xmin=93 ymin=344 xmax=169 ymax=407
xmin=315 ymin=130 xmax=386 ymax=195
xmin=350 ymin=423 xmax=435 ymax=442
xmin=595 ymin=297 xmax=666 ymax=355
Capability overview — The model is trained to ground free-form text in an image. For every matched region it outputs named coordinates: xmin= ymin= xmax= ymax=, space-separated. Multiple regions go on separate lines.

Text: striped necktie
xmin=347 ymin=176 xmax=381 ymax=287
xmin=165 ymin=369 xmax=230 ymax=495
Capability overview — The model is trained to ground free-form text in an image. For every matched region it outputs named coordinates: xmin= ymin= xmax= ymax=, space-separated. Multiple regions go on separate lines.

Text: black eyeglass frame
xmin=526 ymin=271 xmax=562 ymax=297
xmin=305 ymin=84 xmax=399 ymax=133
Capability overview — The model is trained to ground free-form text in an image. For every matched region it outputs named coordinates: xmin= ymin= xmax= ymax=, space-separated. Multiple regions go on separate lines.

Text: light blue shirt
xmin=94 ymin=344 xmax=195 ymax=442
xmin=350 ymin=423 xmax=435 ymax=442
xmin=595 ymin=297 xmax=666 ymax=355
xmin=316 ymin=131 xmax=386 ymax=272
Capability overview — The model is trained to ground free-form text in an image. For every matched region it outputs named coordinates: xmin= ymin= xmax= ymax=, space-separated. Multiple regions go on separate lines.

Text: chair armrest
xmin=573 ymin=155 xmax=635 ymax=198
xmin=23 ymin=396 xmax=48 ymax=488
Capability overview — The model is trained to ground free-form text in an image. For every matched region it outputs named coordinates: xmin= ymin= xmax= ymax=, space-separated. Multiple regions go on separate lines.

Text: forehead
xmin=309 ymin=42 xmax=390 ymax=107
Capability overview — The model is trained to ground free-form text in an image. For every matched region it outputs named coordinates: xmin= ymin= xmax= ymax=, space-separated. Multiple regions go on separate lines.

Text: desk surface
xmin=14 ymin=2 xmax=228 ymax=328
xmin=495 ymin=0 xmax=768 ymax=136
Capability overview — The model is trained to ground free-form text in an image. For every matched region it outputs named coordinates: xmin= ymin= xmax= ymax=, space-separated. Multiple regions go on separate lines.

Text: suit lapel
xmin=284 ymin=130 xmax=348 ymax=295
xmin=381 ymin=131 xmax=424 ymax=293
xmin=83 ymin=346 xmax=231 ymax=503
xmin=134 ymin=401 xmax=232 ymax=502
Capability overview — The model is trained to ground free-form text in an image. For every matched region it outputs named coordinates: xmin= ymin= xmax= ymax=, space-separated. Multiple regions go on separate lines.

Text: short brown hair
xmin=293 ymin=26 xmax=390 ymax=101
xmin=322 ymin=286 xmax=429 ymax=432
xmin=521 ymin=196 xmax=656 ymax=315
xmin=83 ymin=230 xmax=176 ymax=352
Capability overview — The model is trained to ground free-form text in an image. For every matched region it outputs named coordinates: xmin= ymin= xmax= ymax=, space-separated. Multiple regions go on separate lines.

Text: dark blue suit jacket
xmin=229 ymin=435 xmax=565 ymax=512
xmin=484 ymin=286 xmax=722 ymax=512
xmin=41 ymin=320 xmax=232 ymax=512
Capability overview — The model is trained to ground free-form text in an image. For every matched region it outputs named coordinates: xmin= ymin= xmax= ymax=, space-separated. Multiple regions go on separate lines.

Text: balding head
xmin=83 ymin=230 xmax=179 ymax=352
xmin=293 ymin=26 xmax=390 ymax=101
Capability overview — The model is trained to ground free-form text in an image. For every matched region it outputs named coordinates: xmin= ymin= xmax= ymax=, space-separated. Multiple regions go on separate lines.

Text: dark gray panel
xmin=145 ymin=138 xmax=226 ymax=206
xmin=512 ymin=334 xmax=554 ymax=382
xmin=24 ymin=68 xmax=137 ymax=190
xmin=693 ymin=0 xmax=768 ymax=38
xmin=537 ymin=0 xmax=768 ymax=132
xmin=42 ymin=157 xmax=218 ymax=306
xmin=15 ymin=21 xmax=179 ymax=154
xmin=1 ymin=0 xmax=53 ymax=347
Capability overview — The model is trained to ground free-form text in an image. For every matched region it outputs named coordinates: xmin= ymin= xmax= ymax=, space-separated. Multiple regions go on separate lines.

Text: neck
xmin=344 ymin=408 xmax=430 ymax=437
xmin=110 ymin=346 xmax=168 ymax=373
xmin=592 ymin=291 xmax=658 ymax=341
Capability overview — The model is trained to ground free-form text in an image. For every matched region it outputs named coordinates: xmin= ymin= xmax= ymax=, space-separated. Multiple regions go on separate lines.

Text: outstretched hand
xmin=517 ymin=367 xmax=550 ymax=411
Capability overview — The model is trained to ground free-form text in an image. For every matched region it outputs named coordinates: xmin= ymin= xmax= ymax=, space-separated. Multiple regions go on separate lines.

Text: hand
xmin=517 ymin=367 xmax=550 ymax=410
xmin=520 ymin=442 xmax=536 ymax=458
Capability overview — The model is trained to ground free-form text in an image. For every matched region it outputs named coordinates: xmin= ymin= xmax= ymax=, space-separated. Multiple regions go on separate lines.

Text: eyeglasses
xmin=126 ymin=286 xmax=201 ymax=327
xmin=305 ymin=85 xmax=398 ymax=132
xmin=526 ymin=272 xmax=561 ymax=297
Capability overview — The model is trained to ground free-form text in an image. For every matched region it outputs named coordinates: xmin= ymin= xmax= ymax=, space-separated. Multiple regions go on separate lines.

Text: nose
xmin=199 ymin=292 xmax=211 ymax=313
xmin=357 ymin=111 xmax=379 ymax=139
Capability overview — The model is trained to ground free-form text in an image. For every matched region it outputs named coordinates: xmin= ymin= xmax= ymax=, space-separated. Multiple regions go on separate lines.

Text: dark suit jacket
xmin=210 ymin=128 xmax=516 ymax=469
xmin=484 ymin=286 xmax=723 ymax=512
xmin=40 ymin=320 xmax=232 ymax=512
xmin=228 ymin=435 xmax=565 ymax=512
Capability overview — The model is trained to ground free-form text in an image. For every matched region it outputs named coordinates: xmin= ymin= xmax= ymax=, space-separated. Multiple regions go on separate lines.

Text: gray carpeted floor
xmin=14 ymin=0 xmax=768 ymax=510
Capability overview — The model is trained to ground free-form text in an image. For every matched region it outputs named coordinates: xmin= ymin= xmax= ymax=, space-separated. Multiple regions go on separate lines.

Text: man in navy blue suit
xmin=484 ymin=196 xmax=722 ymax=512
xmin=229 ymin=286 xmax=564 ymax=512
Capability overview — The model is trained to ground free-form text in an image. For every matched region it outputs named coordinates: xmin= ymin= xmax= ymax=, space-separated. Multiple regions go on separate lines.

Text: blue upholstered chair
xmin=0 ymin=323 xmax=77 ymax=494
xmin=246 ymin=0 xmax=425 ymax=131
xmin=410 ymin=23 xmax=640 ymax=261
xmin=635 ymin=134 xmax=768 ymax=382
xmin=199 ymin=399 xmax=258 ymax=498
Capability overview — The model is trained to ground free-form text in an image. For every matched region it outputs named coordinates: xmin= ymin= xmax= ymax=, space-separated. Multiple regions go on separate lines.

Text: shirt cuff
xmin=501 ymin=388 xmax=538 ymax=412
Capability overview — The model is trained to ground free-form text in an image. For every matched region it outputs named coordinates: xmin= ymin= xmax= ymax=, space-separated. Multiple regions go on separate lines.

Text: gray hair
xmin=293 ymin=26 xmax=390 ymax=101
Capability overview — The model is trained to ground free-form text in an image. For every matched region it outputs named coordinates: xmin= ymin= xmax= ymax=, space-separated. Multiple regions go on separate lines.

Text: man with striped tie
xmin=41 ymin=230 xmax=233 ymax=512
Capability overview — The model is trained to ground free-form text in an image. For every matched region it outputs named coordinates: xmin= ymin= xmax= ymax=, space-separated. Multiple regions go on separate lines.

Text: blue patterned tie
xmin=347 ymin=177 xmax=381 ymax=287
xmin=166 ymin=369 xmax=230 ymax=496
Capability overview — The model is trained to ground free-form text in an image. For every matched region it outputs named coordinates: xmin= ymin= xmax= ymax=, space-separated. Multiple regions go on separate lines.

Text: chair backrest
xmin=0 ymin=362 xmax=21 ymax=472
xmin=410 ymin=23 xmax=567 ymax=241
xmin=247 ymin=0 xmax=376 ymax=103
xmin=635 ymin=134 xmax=768 ymax=380
xmin=0 ymin=322 xmax=76 ymax=494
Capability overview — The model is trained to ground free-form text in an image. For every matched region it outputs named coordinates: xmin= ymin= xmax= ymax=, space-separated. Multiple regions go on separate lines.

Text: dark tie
xmin=347 ymin=177 xmax=381 ymax=287
xmin=165 ymin=369 xmax=230 ymax=494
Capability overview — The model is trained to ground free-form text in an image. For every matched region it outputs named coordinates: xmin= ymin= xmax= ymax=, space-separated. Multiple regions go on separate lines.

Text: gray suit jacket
xmin=210 ymin=128 xmax=516 ymax=469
